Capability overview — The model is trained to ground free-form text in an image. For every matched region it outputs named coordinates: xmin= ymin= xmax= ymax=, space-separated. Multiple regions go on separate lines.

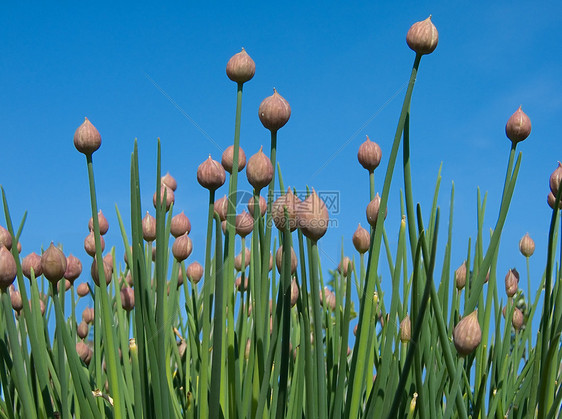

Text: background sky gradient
xmin=1 ymin=2 xmax=561 ymax=320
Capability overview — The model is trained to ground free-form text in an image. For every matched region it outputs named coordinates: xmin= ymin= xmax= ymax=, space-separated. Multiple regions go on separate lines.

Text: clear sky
xmin=1 ymin=2 xmax=561 ymax=316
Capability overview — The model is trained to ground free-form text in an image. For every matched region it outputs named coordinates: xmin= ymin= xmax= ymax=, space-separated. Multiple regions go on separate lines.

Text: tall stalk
xmin=346 ymin=53 xmax=422 ymax=419
xmin=84 ymin=153 xmax=125 ymax=419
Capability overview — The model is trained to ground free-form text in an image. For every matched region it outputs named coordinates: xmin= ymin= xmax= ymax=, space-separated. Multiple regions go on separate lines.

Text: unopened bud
xmin=226 ymin=48 xmax=255 ymax=84
xmin=41 ymin=243 xmax=67 ymax=284
xmin=505 ymin=106 xmax=532 ymax=144
xmin=74 ymin=117 xmax=101 ymax=155
xmin=399 ymin=315 xmax=411 ymax=343
xmin=519 ymin=233 xmax=535 ymax=257
xmin=453 ymin=310 xmax=481 ymax=356
xmin=406 ymin=16 xmax=438 ymax=55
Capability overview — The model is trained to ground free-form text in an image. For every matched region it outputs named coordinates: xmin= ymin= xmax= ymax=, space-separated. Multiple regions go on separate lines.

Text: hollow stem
xmin=199 ymin=189 xmax=216 ymax=419
xmin=346 ymin=52 xmax=422 ymax=419
xmin=85 ymin=153 xmax=124 ymax=419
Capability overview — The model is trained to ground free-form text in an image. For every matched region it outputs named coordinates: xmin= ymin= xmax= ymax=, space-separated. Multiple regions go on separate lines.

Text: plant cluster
xmin=1 ymin=15 xmax=562 ymax=418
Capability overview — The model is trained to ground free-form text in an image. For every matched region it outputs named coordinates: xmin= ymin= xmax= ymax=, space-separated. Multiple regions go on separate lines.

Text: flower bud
xmin=82 ymin=307 xmax=95 ymax=324
xmin=91 ymin=256 xmax=113 ymax=287
xmin=170 ymin=211 xmax=191 ymax=238
xmin=176 ymin=266 xmax=185 ymax=288
xmin=406 ymin=16 xmax=438 ymax=55
xmin=0 ymin=225 xmax=12 ymax=250
xmin=234 ymin=248 xmax=251 ymax=271
xmin=84 ymin=231 xmax=105 ymax=257
xmin=512 ymin=307 xmax=524 ymax=331
xmin=505 ymin=106 xmax=532 ymax=144
xmin=338 ymin=256 xmax=354 ymax=276
xmin=296 ymin=190 xmax=330 ymax=241
xmin=172 ymin=233 xmax=193 ymax=262
xmin=153 ymin=184 xmax=175 ymax=210
xmin=235 ymin=211 xmax=254 ymax=237
xmin=77 ymin=282 xmax=90 ymax=297
xmin=214 ymin=195 xmax=229 ymax=221
xmin=103 ymin=253 xmax=113 ymax=270
xmin=357 ymin=136 xmax=382 ymax=172
xmin=548 ymin=192 xmax=562 ymax=210
xmin=221 ymin=145 xmax=246 ymax=174
xmin=235 ymin=275 xmax=248 ymax=292
xmin=57 ymin=279 xmax=71 ymax=292
xmin=187 ymin=261 xmax=203 ymax=284
xmin=505 ymin=268 xmax=519 ymax=297
xmin=88 ymin=210 xmax=109 ymax=235
xmin=380 ymin=314 xmax=389 ymax=328
xmin=258 ymin=89 xmax=291 ymax=132
xmin=399 ymin=315 xmax=411 ymax=343
xmin=248 ymin=195 xmax=267 ymax=218
xmin=246 ymin=146 xmax=273 ymax=191
xmin=74 ymin=117 xmax=101 ymax=155
xmin=320 ymin=287 xmax=336 ymax=311
xmin=519 ymin=233 xmax=535 ymax=257
xmin=77 ymin=321 xmax=89 ymax=339
xmin=22 ymin=252 xmax=42 ymax=279
xmin=197 ymin=156 xmax=226 ymax=191
xmin=290 ymin=278 xmax=299 ymax=307
xmin=142 ymin=212 xmax=157 ymax=242
xmin=352 ymin=224 xmax=371 ymax=254
xmin=272 ymin=188 xmax=300 ymax=232
xmin=549 ymin=162 xmax=562 ymax=197
xmin=64 ymin=254 xmax=82 ymax=283
xmin=121 ymin=287 xmax=135 ymax=311
xmin=10 ymin=288 xmax=23 ymax=313
xmin=455 ymin=261 xmax=467 ymax=291
xmin=124 ymin=272 xmax=133 ymax=287
xmin=453 ymin=310 xmax=482 ymax=356
xmin=161 ymin=172 xmax=177 ymax=191
xmin=366 ymin=194 xmax=387 ymax=227
xmin=76 ymin=341 xmax=92 ymax=365
xmin=226 ymin=48 xmax=255 ymax=84
xmin=502 ymin=305 xmax=525 ymax=331
xmin=41 ymin=243 xmax=67 ymax=284
xmin=275 ymin=246 xmax=298 ymax=275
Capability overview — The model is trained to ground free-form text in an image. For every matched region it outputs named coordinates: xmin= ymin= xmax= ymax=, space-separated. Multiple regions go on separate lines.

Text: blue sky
xmin=1 ymin=2 xmax=561 ymax=317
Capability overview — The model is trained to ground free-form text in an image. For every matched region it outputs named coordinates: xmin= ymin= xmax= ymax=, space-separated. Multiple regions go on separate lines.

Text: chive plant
xmin=1 ymin=15 xmax=562 ymax=418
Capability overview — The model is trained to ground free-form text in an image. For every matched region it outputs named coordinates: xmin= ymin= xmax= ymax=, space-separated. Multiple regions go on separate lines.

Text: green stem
xmin=403 ymin=112 xmax=418 ymax=258
xmin=210 ymin=213 xmax=225 ymax=419
xmin=537 ymin=182 xmax=562 ymax=416
xmin=464 ymin=145 xmax=521 ymax=314
xmin=346 ymin=53 xmax=422 ymax=419
xmin=1 ymin=291 xmax=37 ymax=419
xmin=85 ymin=153 xmax=124 ymax=419
xmin=369 ymin=171 xmax=375 ymax=201
xmin=54 ymin=286 xmax=70 ymax=419
xmin=275 ymin=221 xmax=292 ymax=419
xmin=310 ymin=240 xmax=328 ymax=419
xmin=199 ymin=189 xmax=216 ymax=419
xmin=526 ymin=256 xmax=532 ymax=352
xmin=1 ymin=189 xmax=55 ymax=417
xmin=154 ymin=140 xmax=171 ymax=419
xmin=225 ymin=82 xmax=244 ymax=417
xmin=261 ymin=129 xmax=278 ymax=316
